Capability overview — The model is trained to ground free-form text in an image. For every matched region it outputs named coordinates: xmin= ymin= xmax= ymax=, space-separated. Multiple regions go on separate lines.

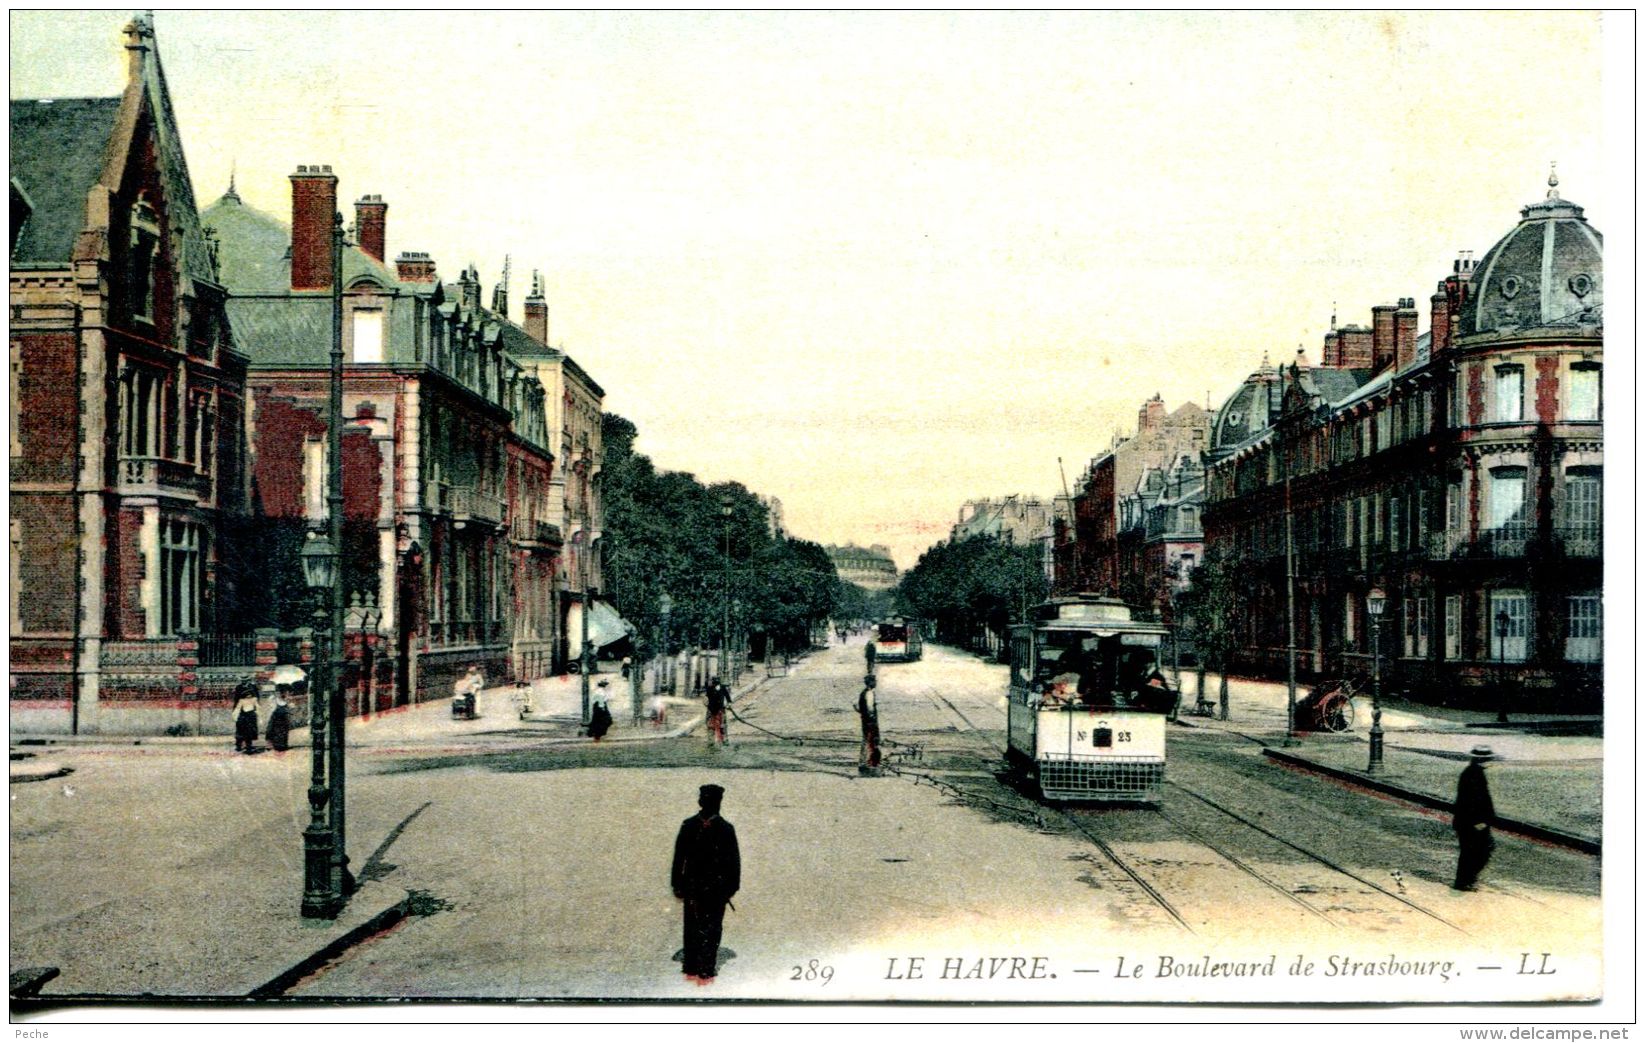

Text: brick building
xmin=1201 ymin=180 xmax=1603 ymax=711
xmin=201 ymin=170 xmax=562 ymax=709
xmin=10 ymin=16 xmax=253 ymax=734
xmin=1054 ymin=395 xmax=1211 ymax=601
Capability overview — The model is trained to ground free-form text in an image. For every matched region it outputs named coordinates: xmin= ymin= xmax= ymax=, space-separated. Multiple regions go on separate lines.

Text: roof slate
xmin=9 ymin=97 xmax=122 ymax=264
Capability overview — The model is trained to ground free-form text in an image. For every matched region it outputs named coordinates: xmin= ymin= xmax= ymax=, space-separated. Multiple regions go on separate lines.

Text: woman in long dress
xmin=233 ymin=682 xmax=260 ymax=753
xmin=588 ymin=682 xmax=614 ymax=741
xmin=265 ymin=690 xmax=292 ymax=751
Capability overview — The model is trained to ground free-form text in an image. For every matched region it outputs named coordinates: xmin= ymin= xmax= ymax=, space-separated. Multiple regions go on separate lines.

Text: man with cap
xmin=1452 ymin=745 xmax=1497 ymax=891
xmin=671 ymin=783 xmax=741 ymax=982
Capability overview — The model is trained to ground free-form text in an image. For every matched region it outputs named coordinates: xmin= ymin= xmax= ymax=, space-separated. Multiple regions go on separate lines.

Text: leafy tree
xmin=896 ymin=535 xmax=1047 ymax=654
xmin=600 ymin=413 xmax=842 ymax=660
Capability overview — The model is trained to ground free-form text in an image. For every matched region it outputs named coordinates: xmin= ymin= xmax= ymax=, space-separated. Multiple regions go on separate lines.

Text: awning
xmin=586 ymin=599 xmax=636 ymax=650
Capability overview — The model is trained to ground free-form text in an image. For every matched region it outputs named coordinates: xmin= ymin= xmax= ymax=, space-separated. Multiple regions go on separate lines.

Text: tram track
xmin=895 ymin=660 xmax=1478 ymax=940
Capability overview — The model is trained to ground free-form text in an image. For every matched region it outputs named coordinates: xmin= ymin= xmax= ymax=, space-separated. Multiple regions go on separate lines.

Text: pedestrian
xmin=232 ymin=682 xmax=260 ymax=754
xmin=705 ymin=675 xmax=729 ymax=747
xmin=588 ymin=681 xmax=614 ymax=741
xmin=621 ymin=655 xmax=633 ymax=680
xmin=1452 ymin=744 xmax=1497 ymax=891
xmin=857 ymin=674 xmax=882 ymax=773
xmin=265 ymin=689 xmax=292 ymax=752
xmin=671 ymin=783 xmax=740 ymax=984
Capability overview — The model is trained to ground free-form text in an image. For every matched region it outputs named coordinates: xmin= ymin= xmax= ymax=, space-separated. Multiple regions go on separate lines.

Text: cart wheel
xmin=1324 ymin=698 xmax=1355 ymax=732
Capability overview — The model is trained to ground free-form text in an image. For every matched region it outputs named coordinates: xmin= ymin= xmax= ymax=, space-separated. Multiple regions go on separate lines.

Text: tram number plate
xmin=1078 ymin=728 xmax=1130 ymax=748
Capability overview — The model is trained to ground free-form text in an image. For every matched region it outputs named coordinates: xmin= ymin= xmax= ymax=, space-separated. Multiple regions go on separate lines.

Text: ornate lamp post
xmin=719 ymin=493 xmax=733 ymax=681
xmin=731 ymin=597 xmax=743 ymax=677
xmin=579 ymin=538 xmax=593 ymax=725
xmin=1366 ymin=586 xmax=1386 ymax=773
xmin=299 ymin=531 xmax=339 ymax=918
xmin=1495 ymin=608 xmax=1512 ymax=723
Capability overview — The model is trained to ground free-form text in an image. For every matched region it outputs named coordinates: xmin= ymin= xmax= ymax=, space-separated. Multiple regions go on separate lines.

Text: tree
xmin=896 ymin=535 xmax=1047 ymax=654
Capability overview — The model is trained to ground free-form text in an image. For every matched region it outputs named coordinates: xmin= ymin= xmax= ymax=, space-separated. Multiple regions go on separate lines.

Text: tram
xmin=1006 ymin=596 xmax=1177 ymax=803
xmin=874 ymin=618 xmax=924 ymax=663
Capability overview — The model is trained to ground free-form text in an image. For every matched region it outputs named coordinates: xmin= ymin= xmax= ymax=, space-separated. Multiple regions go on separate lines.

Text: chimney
xmin=1338 ymin=325 xmax=1373 ymax=368
xmin=354 ymin=194 xmax=387 ymax=263
xmin=290 ymin=164 xmax=339 ymax=291
xmin=1430 ymin=288 xmax=1451 ymax=355
xmin=459 ymin=264 xmax=482 ymax=313
xmin=395 ymin=251 xmax=437 ymax=284
xmin=1322 ymin=329 xmax=1340 ymax=367
xmin=1371 ymin=303 xmax=1397 ymax=371
xmin=1138 ymin=393 xmax=1165 ymax=433
xmin=523 ymin=269 xmax=548 ymax=345
xmin=1394 ymin=297 xmax=1419 ymax=370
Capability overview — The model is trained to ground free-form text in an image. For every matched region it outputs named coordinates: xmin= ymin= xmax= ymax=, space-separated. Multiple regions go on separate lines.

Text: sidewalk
xmin=9 ymin=661 xmax=774 ymax=758
xmin=1174 ymin=671 xmax=1603 ymax=851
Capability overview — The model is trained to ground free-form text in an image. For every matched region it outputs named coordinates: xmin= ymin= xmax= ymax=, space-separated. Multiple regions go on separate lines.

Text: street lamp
xmin=731 ymin=597 xmax=743 ymax=677
xmin=1495 ymin=608 xmax=1512 ymax=723
xmin=1366 ymin=586 xmax=1386 ymax=773
xmin=579 ymin=537 xmax=593 ymax=725
xmin=299 ymin=529 xmax=339 ymax=918
xmin=719 ymin=493 xmax=732 ymax=681
xmin=657 ymin=591 xmax=673 ymax=696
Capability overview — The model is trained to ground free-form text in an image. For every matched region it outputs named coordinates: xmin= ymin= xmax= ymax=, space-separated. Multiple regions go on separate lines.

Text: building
xmin=505 ymin=272 xmax=609 ymax=671
xmin=826 ymin=544 xmax=899 ymax=592
xmin=951 ymin=495 xmax=1057 ymax=546
xmin=1201 ymin=179 xmax=1602 ymax=711
xmin=756 ymin=494 xmax=786 ymax=538
xmin=1054 ymin=395 xmax=1211 ymax=600
xmin=202 ymin=169 xmax=562 ymax=708
xmin=10 ymin=16 xmax=252 ymax=734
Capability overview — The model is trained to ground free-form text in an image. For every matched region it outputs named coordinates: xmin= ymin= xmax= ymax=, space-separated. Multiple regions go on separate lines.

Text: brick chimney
xmin=1430 ymin=288 xmax=1451 ymax=355
xmin=1338 ymin=325 xmax=1373 ymax=368
xmin=523 ymin=270 xmax=548 ymax=345
xmin=290 ymin=164 xmax=338 ymax=291
xmin=1394 ymin=297 xmax=1419 ymax=370
xmin=1138 ymin=393 xmax=1165 ymax=433
xmin=1322 ymin=329 xmax=1340 ymax=367
xmin=394 ymin=251 xmax=437 ymax=284
xmin=354 ymin=194 xmax=387 ymax=263
xmin=1371 ymin=304 xmax=1397 ymax=372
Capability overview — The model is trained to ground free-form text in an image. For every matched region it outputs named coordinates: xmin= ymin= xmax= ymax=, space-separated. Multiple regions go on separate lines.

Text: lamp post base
xmin=301 ymin=823 xmax=341 ymax=919
xmin=1367 ymin=727 xmax=1385 ymax=773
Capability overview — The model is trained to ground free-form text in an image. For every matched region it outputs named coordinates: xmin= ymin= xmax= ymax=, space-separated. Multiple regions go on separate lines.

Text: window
xmin=1450 ymin=368 xmax=1465 ymax=427
xmin=352 ymin=309 xmax=384 ymax=363
xmin=1403 ymin=596 xmax=1429 ymax=658
xmin=304 ymin=437 xmax=326 ymax=524
xmin=1343 ymin=593 xmax=1357 ymax=648
xmin=1565 ymin=596 xmax=1601 ymax=663
xmin=1493 ymin=364 xmax=1524 ymax=422
xmin=129 ymin=199 xmax=160 ymax=322
xmin=1390 ymin=497 xmax=1403 ymax=551
xmin=1565 ymin=472 xmax=1600 ymax=534
xmin=1487 ymin=468 xmax=1526 ymax=533
xmin=1445 ymin=479 xmax=1462 ymax=531
xmin=1488 ymin=591 xmax=1529 ymax=662
xmin=159 ymin=519 xmax=202 ymax=636
xmin=1568 ymin=364 xmax=1600 ymax=421
xmin=1443 ymin=595 xmax=1461 ymax=660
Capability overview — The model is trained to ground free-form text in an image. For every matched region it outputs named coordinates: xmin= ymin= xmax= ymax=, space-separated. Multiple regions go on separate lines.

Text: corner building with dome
xmin=1200 ymin=179 xmax=1602 ymax=712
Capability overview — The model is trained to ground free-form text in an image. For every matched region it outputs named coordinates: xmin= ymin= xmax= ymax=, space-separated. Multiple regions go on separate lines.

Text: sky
xmin=9 ymin=11 xmax=1620 ymax=569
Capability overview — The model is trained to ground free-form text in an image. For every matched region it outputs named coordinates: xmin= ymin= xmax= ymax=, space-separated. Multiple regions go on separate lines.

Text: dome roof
xmin=1209 ymin=363 xmax=1282 ymax=455
xmin=1458 ymin=181 xmax=1603 ymax=339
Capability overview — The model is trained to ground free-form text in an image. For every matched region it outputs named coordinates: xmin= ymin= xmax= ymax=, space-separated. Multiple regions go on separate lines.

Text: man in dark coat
xmin=1452 ymin=744 xmax=1497 ymax=891
xmin=705 ymin=676 xmax=730 ymax=746
xmin=857 ymin=674 xmax=882 ymax=773
xmin=672 ymin=783 xmax=740 ymax=982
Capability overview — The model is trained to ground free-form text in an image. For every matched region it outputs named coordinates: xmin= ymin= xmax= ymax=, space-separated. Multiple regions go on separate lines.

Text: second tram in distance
xmin=1006 ymin=596 xmax=1177 ymax=803
xmin=874 ymin=618 xmax=924 ymax=663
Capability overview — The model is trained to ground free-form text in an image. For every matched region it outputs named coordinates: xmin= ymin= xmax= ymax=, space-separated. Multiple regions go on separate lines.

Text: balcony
xmin=117 ymin=455 xmax=210 ymax=501
xmin=451 ymin=488 xmax=506 ymax=527
xmin=512 ymin=519 xmax=562 ymax=548
xmin=1554 ymin=525 xmax=1602 ymax=559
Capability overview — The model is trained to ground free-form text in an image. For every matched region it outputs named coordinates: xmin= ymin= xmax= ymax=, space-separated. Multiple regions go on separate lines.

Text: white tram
xmin=874 ymin=618 xmax=923 ymax=663
xmin=1006 ymin=596 xmax=1177 ymax=803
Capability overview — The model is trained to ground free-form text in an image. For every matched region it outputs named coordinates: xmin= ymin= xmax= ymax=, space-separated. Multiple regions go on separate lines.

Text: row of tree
xmin=894 ymin=535 xmax=1048 ymax=652
xmin=599 ymin=414 xmax=842 ymax=658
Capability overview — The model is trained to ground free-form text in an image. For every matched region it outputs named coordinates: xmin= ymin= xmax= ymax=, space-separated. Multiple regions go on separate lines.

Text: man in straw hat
xmin=671 ymin=783 xmax=740 ymax=983
xmin=1452 ymin=744 xmax=1497 ymax=891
